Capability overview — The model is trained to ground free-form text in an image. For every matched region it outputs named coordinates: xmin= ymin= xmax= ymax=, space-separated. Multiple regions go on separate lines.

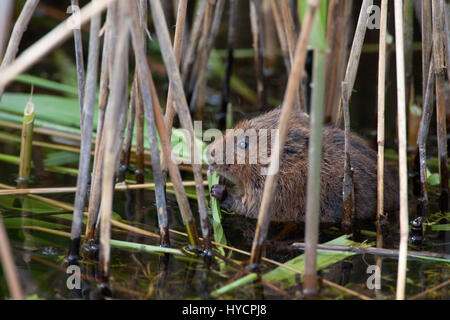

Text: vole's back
xmin=234 ymin=108 xmax=399 ymax=223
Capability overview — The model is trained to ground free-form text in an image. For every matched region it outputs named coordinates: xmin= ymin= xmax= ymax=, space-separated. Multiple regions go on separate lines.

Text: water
xmin=0 ymin=145 xmax=448 ymax=300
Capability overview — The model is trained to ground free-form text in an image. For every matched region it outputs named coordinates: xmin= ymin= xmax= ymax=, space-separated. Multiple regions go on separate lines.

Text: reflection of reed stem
xmin=0 ymin=215 xmax=24 ymax=300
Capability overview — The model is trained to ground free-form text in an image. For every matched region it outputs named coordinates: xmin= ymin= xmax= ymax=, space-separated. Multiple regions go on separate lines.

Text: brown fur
xmin=207 ymin=108 xmax=399 ymax=224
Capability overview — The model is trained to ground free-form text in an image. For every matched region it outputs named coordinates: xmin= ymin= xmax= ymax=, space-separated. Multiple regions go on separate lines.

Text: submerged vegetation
xmin=0 ymin=0 xmax=448 ymax=301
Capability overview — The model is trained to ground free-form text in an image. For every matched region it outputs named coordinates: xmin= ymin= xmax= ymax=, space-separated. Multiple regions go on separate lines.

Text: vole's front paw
xmin=211 ymin=184 xmax=227 ymax=201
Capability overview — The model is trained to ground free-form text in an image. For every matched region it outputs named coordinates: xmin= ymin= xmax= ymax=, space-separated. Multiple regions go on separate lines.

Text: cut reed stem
xmin=17 ymin=98 xmax=34 ymax=189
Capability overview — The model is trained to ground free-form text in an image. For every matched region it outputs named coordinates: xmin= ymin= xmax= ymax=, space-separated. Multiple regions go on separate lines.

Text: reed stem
xmin=161 ymin=0 xmax=187 ymax=174
xmin=0 ymin=0 xmax=39 ymax=101
xmin=99 ymin=0 xmax=129 ymax=283
xmin=150 ymin=0 xmax=211 ymax=251
xmin=70 ymin=0 xmax=85 ymax=123
xmin=129 ymin=0 xmax=170 ymax=247
xmin=0 ymin=0 xmax=115 ymax=90
xmin=335 ymin=0 xmax=373 ymax=127
xmin=0 ymin=214 xmax=24 ymax=300
xmin=341 ymin=81 xmax=355 ymax=235
xmin=248 ymin=0 xmax=320 ymax=271
xmin=432 ymin=0 xmax=449 ymax=213
xmin=69 ymin=0 xmax=102 ymax=262
xmin=394 ymin=0 xmax=409 ymax=300
xmin=376 ymin=0 xmax=388 ymax=248
xmin=249 ymin=0 xmax=267 ymax=108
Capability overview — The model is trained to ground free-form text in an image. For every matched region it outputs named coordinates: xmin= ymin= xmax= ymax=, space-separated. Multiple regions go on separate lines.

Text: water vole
xmin=207 ymin=108 xmax=399 ymax=224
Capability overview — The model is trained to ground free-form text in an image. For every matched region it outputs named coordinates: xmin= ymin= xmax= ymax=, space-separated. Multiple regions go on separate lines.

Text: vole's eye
xmin=238 ymin=140 xmax=248 ymax=150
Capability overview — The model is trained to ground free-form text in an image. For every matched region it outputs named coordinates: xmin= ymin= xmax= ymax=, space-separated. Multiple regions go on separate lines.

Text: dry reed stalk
xmin=280 ymin=0 xmax=297 ymax=64
xmin=92 ymin=33 xmax=109 ymax=159
xmin=444 ymin=2 xmax=450 ymax=81
xmin=0 ymin=132 xmax=81 ymax=153
xmin=134 ymin=80 xmax=145 ymax=184
xmin=186 ymin=0 xmax=215 ymax=101
xmin=69 ymin=0 xmax=102 ymax=262
xmin=269 ymin=0 xmax=291 ymax=72
xmin=119 ymin=81 xmax=137 ymax=182
xmin=432 ymin=0 xmax=449 ymax=213
xmin=394 ymin=0 xmax=409 ymax=301
xmin=341 ymin=81 xmax=355 ymax=235
xmin=221 ymin=0 xmax=239 ymax=128
xmin=324 ymin=0 xmax=353 ymax=123
xmin=421 ymin=0 xmax=433 ymax=101
xmin=412 ymin=0 xmax=433 ymax=213
xmin=0 ymin=215 xmax=24 ymax=300
xmin=99 ymin=1 xmax=129 ymax=283
xmin=190 ymin=0 xmax=225 ymax=118
xmin=0 ymin=0 xmax=39 ymax=101
xmin=280 ymin=0 xmax=303 ymax=110
xmin=181 ymin=0 xmax=207 ymax=83
xmin=335 ymin=0 xmax=373 ymax=126
xmin=0 ymin=119 xmax=81 ymax=141
xmin=71 ymin=0 xmax=85 ymax=122
xmin=249 ymin=0 xmax=267 ymax=108
xmin=128 ymin=1 xmax=170 ymax=247
xmin=248 ymin=0 xmax=320 ymax=268
xmin=131 ymin=0 xmax=201 ymax=248
xmin=404 ymin=0 xmax=415 ymax=136
xmin=132 ymin=0 xmax=147 ymax=185
xmin=0 ymin=0 xmax=115 ymax=90
xmin=149 ymin=0 xmax=211 ymax=251
xmin=416 ymin=60 xmax=435 ymax=218
xmin=376 ymin=0 xmax=388 ymax=249
xmin=0 ymin=181 xmax=206 ymax=196
xmin=408 ymin=279 xmax=450 ymax=300
xmin=85 ymin=3 xmax=116 ymax=241
xmin=0 ymin=0 xmax=14 ymax=60
xmin=162 ymin=0 xmax=187 ymax=173
xmin=292 ymin=242 xmax=450 ymax=260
